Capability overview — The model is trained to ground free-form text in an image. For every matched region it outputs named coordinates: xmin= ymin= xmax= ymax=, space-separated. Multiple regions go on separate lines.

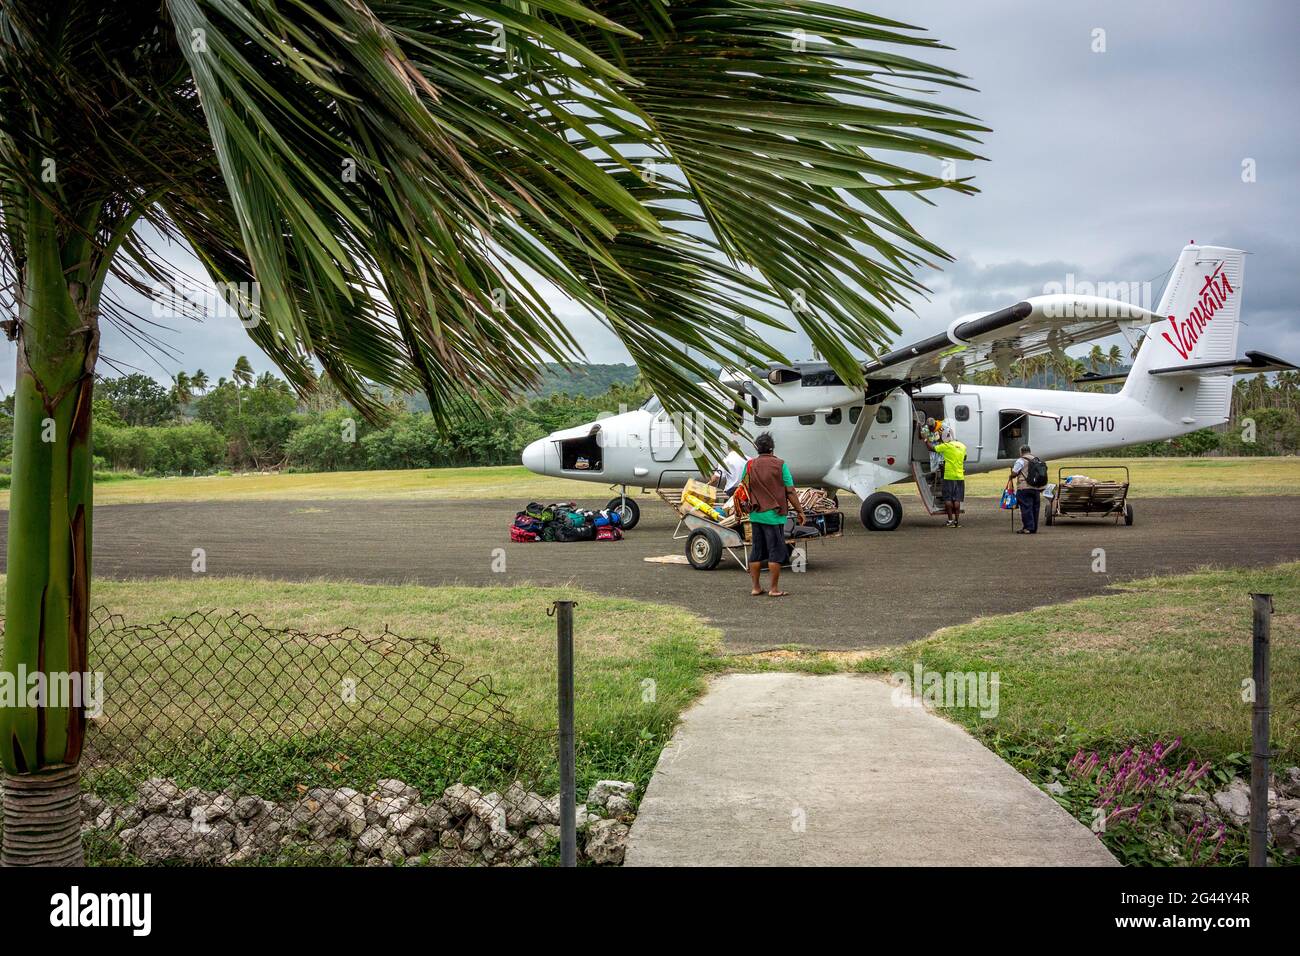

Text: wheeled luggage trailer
xmin=653 ymin=486 xmax=842 ymax=571
xmin=1045 ymin=465 xmax=1134 ymax=526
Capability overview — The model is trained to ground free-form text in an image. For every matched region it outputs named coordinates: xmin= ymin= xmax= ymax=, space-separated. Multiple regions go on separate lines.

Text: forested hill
xmin=531 ymin=363 xmax=641 ymax=397
xmin=404 ymin=363 xmax=640 ymax=410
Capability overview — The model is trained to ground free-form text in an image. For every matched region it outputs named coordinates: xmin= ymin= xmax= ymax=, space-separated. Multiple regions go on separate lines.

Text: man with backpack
xmin=1007 ymin=444 xmax=1048 ymax=534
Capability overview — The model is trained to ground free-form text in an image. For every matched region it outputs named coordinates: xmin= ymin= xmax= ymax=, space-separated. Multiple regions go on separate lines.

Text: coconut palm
xmin=169 ymin=370 xmax=193 ymax=418
xmin=231 ymin=355 xmax=254 ymax=414
xmin=170 ymin=370 xmax=191 ymax=400
xmin=0 ymin=1 xmax=985 ymax=864
xmin=232 ymin=356 xmax=255 ymax=389
xmin=191 ymin=368 xmax=209 ymax=395
xmin=1088 ymin=344 xmax=1105 ymax=374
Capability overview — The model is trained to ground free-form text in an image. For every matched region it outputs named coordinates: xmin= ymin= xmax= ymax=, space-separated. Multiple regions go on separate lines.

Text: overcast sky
xmin=3 ymin=0 xmax=1296 ymax=394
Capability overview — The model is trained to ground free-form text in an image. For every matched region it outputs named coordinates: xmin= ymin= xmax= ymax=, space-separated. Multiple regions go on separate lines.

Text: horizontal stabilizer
xmin=1073 ymin=370 xmax=1128 ymax=387
xmin=1148 ymin=349 xmax=1298 ymax=377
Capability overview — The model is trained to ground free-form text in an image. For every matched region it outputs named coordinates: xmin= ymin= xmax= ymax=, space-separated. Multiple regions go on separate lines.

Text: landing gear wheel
xmin=861 ymin=492 xmax=903 ymax=531
xmin=1045 ymin=507 xmax=1055 ymax=526
xmin=1124 ymin=503 xmax=1134 ymax=526
xmin=607 ymin=495 xmax=640 ymax=530
xmin=686 ymin=527 xmax=723 ymax=570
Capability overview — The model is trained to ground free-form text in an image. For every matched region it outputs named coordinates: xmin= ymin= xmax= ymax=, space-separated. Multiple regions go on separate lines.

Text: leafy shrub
xmin=151 ymin=423 xmax=225 ymax=474
xmin=284 ymin=410 xmax=370 ymax=471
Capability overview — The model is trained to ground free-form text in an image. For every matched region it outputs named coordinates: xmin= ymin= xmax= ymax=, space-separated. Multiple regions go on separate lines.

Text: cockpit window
xmin=641 ymin=396 xmax=662 ymax=416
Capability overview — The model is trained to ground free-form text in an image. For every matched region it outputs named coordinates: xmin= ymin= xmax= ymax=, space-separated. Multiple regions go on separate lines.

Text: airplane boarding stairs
xmin=911 ymin=461 xmax=963 ymax=515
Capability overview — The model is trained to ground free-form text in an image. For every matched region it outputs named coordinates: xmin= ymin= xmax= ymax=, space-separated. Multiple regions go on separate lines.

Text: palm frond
xmin=0 ymin=0 xmax=986 ymax=453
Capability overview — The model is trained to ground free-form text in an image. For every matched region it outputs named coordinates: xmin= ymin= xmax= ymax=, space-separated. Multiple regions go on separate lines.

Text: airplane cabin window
xmin=875 ymin=406 xmax=893 ymax=424
xmin=849 ymin=406 xmax=862 ymax=424
xmin=824 ymin=408 xmax=842 ymax=424
xmin=798 ymin=414 xmax=815 ymax=425
xmin=954 ymin=405 xmax=971 ymax=421
xmin=641 ymin=396 xmax=662 ymax=415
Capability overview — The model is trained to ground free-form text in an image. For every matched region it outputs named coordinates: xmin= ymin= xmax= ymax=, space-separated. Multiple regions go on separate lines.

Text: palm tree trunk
xmin=1 ymin=766 xmax=84 ymax=866
xmin=0 ymin=215 xmax=96 ymax=867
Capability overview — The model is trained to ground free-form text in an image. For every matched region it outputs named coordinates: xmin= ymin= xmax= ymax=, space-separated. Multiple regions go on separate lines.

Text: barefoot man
xmin=740 ymin=432 xmax=805 ymax=597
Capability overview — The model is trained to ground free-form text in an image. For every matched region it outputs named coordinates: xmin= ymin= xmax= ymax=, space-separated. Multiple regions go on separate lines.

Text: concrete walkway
xmin=625 ymin=673 xmax=1117 ymax=866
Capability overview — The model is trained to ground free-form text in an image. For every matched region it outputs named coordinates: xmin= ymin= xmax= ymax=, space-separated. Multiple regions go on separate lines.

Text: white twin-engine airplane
xmin=522 ymin=244 xmax=1296 ymax=531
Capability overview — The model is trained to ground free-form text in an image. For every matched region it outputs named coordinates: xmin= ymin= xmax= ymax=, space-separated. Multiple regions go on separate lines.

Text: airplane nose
xmin=522 ymin=437 xmax=550 ymax=474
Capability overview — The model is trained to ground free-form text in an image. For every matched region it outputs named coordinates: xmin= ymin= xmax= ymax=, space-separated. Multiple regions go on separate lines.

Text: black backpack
xmin=1025 ymin=456 xmax=1048 ymax=488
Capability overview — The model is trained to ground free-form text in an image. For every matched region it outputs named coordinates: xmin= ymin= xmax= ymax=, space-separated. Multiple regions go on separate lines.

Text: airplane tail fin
xmin=1120 ymin=244 xmax=1245 ymax=427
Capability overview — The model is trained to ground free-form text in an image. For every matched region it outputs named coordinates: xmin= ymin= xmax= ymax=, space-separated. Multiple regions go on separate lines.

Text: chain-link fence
xmin=6 ymin=608 xmax=570 ymax=866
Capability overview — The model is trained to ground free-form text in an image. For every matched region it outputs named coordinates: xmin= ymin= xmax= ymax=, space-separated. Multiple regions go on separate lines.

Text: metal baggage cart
xmin=654 ymin=482 xmax=842 ymax=570
xmin=1045 ymin=465 xmax=1134 ymax=526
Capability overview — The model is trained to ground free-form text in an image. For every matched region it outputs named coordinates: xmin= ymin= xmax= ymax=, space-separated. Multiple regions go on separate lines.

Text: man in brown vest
xmin=740 ymin=432 xmax=806 ymax=597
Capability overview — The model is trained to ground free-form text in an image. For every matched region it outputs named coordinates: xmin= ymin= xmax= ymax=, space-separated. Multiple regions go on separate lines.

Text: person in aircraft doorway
xmin=920 ymin=417 xmax=946 ymax=495
xmin=927 ymin=430 xmax=967 ymax=528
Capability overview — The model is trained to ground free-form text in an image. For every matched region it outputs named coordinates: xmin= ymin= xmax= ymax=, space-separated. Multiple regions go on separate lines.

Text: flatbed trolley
xmin=1046 ymin=465 xmax=1134 ymax=526
xmin=653 ymin=481 xmax=842 ymax=570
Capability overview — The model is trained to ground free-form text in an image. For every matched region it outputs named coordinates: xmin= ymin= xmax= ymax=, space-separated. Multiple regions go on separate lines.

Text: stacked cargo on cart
xmin=656 ymin=478 xmax=843 ymax=570
xmin=1045 ymin=466 xmax=1134 ymax=526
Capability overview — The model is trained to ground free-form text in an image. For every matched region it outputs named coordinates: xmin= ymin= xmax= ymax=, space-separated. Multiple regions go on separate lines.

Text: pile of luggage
xmin=510 ymin=501 xmax=624 ymax=543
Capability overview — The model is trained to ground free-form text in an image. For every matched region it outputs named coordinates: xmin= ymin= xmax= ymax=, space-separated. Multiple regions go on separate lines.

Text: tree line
xmin=0 ymin=359 xmax=651 ymax=478
xmin=1 ymin=360 xmax=1294 ymax=481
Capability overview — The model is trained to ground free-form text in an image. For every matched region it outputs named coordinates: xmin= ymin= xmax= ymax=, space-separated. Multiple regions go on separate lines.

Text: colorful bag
xmin=514 ymin=511 xmax=544 ymax=533
xmin=596 ymin=526 xmax=623 ymax=541
xmin=999 ymin=490 xmax=1017 ymax=510
xmin=509 ymin=525 xmax=539 ymax=542
xmin=556 ymin=522 xmax=596 ymax=542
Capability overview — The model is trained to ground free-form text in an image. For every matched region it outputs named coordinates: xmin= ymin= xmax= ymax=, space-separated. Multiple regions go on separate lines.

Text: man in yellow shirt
xmin=929 ymin=434 xmax=967 ymax=527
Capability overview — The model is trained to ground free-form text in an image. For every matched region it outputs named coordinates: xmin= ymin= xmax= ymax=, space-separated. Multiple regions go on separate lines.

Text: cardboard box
xmin=683 ymin=478 xmax=717 ymax=503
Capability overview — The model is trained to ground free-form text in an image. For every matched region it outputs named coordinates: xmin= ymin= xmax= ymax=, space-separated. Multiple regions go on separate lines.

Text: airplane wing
xmin=862 ymin=295 xmax=1161 ymax=386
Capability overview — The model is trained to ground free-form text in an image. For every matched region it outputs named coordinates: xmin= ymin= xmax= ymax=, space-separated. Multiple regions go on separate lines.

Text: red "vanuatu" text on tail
xmin=1160 ymin=263 xmax=1234 ymax=360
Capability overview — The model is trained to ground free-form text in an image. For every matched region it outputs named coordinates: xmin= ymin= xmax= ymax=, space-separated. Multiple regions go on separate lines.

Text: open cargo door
xmin=943 ymin=392 xmax=981 ymax=463
xmin=996 ymin=407 xmax=1063 ymax=460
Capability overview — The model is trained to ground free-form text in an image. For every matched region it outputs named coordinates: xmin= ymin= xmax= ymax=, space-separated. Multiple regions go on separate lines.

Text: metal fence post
xmin=553 ymin=600 xmax=578 ymax=867
xmin=1249 ymin=592 xmax=1272 ymax=868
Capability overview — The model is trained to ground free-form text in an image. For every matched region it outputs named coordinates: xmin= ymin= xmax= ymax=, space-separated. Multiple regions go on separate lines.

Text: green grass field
xmin=860 ymin=560 xmax=1300 ymax=865
xmin=943 ymin=456 xmax=1300 ymax=500
xmin=0 ymin=456 xmax=1294 ymax=508
xmin=866 ymin=561 xmax=1300 ymax=764
xmin=0 ymin=575 xmax=721 ymax=807
xmin=0 ymin=575 xmax=718 ymax=735
xmin=3 ymin=561 xmax=1295 ymax=865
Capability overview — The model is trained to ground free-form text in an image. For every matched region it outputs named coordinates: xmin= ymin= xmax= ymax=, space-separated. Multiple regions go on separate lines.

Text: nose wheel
xmin=607 ymin=494 xmax=640 ymax=530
